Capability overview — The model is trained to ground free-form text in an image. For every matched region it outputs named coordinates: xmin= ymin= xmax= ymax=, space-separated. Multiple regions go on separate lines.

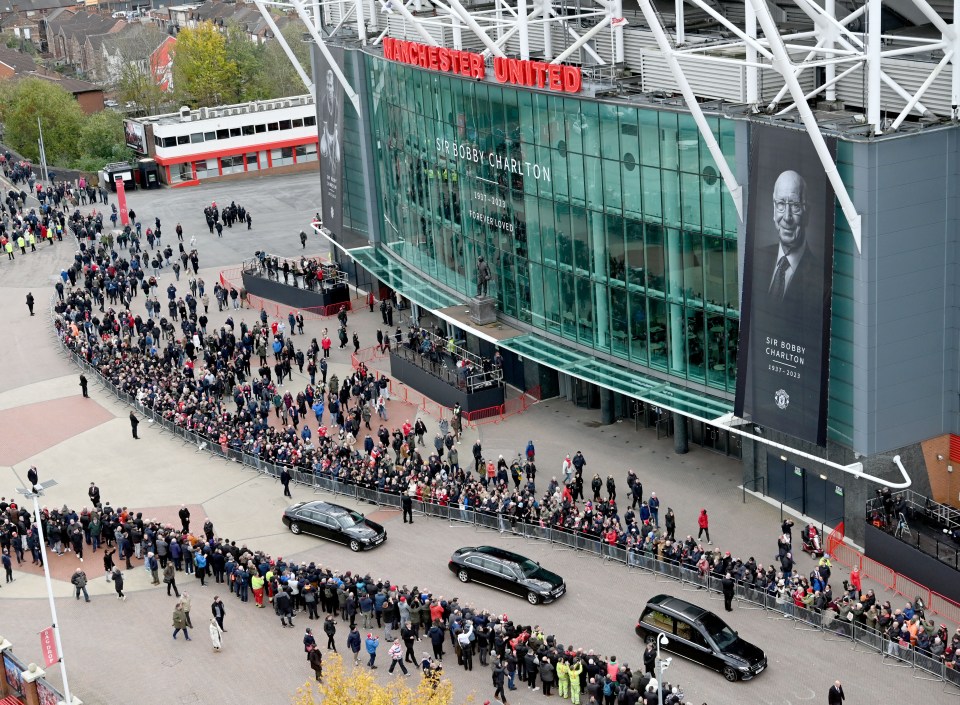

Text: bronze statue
xmin=476 ymin=255 xmax=491 ymax=297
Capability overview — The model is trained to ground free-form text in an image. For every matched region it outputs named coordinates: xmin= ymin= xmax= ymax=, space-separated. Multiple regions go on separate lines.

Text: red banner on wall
xmin=40 ymin=627 xmax=58 ymax=668
xmin=115 ymin=176 xmax=129 ymax=227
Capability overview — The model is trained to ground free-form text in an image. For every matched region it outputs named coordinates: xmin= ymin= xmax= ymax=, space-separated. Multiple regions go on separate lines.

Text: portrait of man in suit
xmin=755 ymin=170 xmax=823 ymax=339
xmin=736 ymin=125 xmax=836 ymax=447
xmin=766 ymin=170 xmax=819 ymax=311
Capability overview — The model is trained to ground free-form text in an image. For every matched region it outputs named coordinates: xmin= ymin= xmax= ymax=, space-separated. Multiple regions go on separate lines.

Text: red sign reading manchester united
xmin=382 ymin=37 xmax=582 ymax=94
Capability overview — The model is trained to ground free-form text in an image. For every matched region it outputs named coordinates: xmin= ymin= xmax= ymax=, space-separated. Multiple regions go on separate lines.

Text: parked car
xmin=282 ymin=500 xmax=386 ymax=551
xmin=635 ymin=594 xmax=767 ymax=682
xmin=104 ymin=99 xmax=119 ymax=108
xmin=448 ymin=545 xmax=566 ymax=604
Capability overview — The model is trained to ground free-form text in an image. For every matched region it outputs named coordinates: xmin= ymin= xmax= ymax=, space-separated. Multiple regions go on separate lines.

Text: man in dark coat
xmin=722 ymin=573 xmax=735 ymax=612
xmin=827 ymin=681 xmax=845 ymax=705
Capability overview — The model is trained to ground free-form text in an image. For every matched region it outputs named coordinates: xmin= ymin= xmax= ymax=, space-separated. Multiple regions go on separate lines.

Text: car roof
xmin=471 ymin=546 xmax=530 ymax=562
xmin=646 ymin=594 xmax=710 ymax=622
xmin=295 ymin=500 xmax=349 ymax=516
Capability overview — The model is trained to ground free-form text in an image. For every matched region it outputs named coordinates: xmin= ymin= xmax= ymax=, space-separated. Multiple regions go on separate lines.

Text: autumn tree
xmin=0 ymin=77 xmax=84 ymax=164
xmin=172 ymin=21 xmax=240 ymax=107
xmin=291 ymin=653 xmax=470 ymax=705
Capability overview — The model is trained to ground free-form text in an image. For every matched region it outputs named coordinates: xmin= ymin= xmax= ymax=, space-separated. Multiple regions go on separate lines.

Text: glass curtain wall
xmin=365 ymin=53 xmax=741 ymax=394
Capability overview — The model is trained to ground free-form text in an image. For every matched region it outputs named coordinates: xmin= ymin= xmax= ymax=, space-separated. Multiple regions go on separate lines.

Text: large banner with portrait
xmin=316 ymin=45 xmax=345 ymax=239
xmin=735 ymin=124 xmax=835 ymax=446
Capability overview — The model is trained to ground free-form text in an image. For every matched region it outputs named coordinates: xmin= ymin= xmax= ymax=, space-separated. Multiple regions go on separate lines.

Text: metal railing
xmin=49 ymin=304 xmax=960 ymax=690
xmin=866 ymin=493 xmax=960 ymax=571
xmin=243 ymin=252 xmax=349 ymax=290
xmin=218 ymin=268 xmax=360 ymax=319
xmin=392 ymin=343 xmax=504 ymax=392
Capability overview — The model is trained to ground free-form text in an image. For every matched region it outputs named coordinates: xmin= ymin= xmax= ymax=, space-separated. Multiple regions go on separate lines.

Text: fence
xmin=827 ymin=522 xmax=960 ymax=628
xmin=462 ymin=386 xmax=542 ymax=424
xmin=49 ymin=303 xmax=960 ymax=691
xmin=350 ymin=345 xmax=541 ymax=427
xmin=218 ymin=267 xmax=360 ymax=319
xmin=865 ymin=493 xmax=960 ymax=571
xmin=1 ymin=645 xmax=69 ymax=704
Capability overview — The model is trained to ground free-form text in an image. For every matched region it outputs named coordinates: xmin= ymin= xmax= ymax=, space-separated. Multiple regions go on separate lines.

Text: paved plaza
xmin=0 ymin=174 xmax=952 ymax=705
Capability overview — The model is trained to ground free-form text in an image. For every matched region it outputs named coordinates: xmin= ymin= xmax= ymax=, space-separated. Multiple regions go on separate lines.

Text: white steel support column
xmin=452 ymin=11 xmax=463 ymax=51
xmin=289 ymin=0 xmax=362 ymax=114
xmin=890 ymin=50 xmax=953 ymax=129
xmin=518 ymin=0 xmax=530 ymax=59
xmin=745 ymin=0 xmax=758 ymax=104
xmin=438 ymin=0 xmax=508 ymax=57
xmin=748 ymin=0 xmax=862 ymax=250
xmin=551 ymin=16 xmax=611 ymax=63
xmin=355 ymin=0 xmax=367 ymax=43
xmin=824 ymin=0 xmax=836 ymax=101
xmin=612 ymin=0 xmax=624 ymax=63
xmin=867 ymin=0 xmax=883 ymax=132
xmin=637 ymin=0 xmax=743 ymax=221
xmin=367 ymin=0 xmax=378 ymax=33
xmin=541 ymin=0 xmax=553 ymax=59
xmin=383 ymin=0 xmax=439 ymax=46
xmin=676 ymin=0 xmax=685 ymax=44
xmin=953 ymin=0 xmax=960 ymax=117
xmin=255 ymin=1 xmax=314 ymax=92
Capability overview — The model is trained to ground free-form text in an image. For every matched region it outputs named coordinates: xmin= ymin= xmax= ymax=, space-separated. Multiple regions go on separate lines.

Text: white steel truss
xmin=255 ymin=0 xmax=960 ymax=251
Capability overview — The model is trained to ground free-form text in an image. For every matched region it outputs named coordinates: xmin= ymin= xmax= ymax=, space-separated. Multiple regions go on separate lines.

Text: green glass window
xmin=638 ymin=110 xmax=660 ymax=167
xmin=364 ymin=54 xmax=743 ymax=393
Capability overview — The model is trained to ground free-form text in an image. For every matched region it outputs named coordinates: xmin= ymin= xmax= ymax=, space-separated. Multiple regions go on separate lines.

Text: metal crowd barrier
xmin=48 ymin=314 xmax=960 ymax=692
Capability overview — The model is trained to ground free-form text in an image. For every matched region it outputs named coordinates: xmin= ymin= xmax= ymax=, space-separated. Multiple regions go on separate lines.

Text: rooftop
xmin=139 ymin=94 xmax=314 ymax=126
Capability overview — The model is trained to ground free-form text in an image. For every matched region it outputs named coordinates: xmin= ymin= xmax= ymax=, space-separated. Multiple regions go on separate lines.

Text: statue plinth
xmin=469 ymin=296 xmax=496 ymax=326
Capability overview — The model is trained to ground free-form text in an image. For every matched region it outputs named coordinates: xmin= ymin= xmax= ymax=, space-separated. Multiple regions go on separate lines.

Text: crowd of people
xmin=252 ymin=250 xmax=346 ymax=293
xmin=203 ymin=200 xmax=252 ymax=234
xmin=3 ymin=170 xmax=950 ymax=704
xmin=0 ymin=482 xmax=696 ymax=705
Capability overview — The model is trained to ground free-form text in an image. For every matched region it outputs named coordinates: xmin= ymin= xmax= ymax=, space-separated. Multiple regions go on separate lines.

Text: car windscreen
xmin=336 ymin=511 xmax=365 ymax=528
xmin=517 ymin=558 xmax=541 ymax=577
xmin=699 ymin=613 xmax=738 ymax=651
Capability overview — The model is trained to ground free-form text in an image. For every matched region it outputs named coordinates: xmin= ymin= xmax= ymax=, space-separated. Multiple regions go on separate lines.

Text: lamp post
xmin=656 ymin=633 xmax=672 ymax=705
xmin=36 ymin=117 xmax=49 ymax=184
xmin=14 ymin=472 xmax=75 ymax=705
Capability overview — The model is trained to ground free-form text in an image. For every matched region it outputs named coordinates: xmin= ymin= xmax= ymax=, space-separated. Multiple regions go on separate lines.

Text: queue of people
xmin=0 ymin=484 xmax=693 ymax=704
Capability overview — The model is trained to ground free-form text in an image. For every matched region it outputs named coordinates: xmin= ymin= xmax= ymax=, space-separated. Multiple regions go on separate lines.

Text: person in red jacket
xmin=697 ymin=509 xmax=711 ymax=544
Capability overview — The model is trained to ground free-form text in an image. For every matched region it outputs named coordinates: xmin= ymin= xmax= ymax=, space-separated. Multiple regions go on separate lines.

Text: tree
xmin=0 ymin=77 xmax=84 ymax=164
xmin=258 ymin=23 xmax=312 ymax=99
xmin=291 ymin=653 xmax=467 ymax=705
xmin=172 ymin=21 xmax=239 ymax=107
xmin=223 ymin=21 xmax=267 ymax=102
xmin=74 ymin=109 xmax=132 ymax=172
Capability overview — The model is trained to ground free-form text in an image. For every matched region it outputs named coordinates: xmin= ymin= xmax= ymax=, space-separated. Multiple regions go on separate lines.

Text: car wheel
xmin=722 ymin=666 xmax=738 ymax=682
xmin=527 ymin=591 xmax=540 ymax=605
xmin=457 ymin=570 xmax=470 ymax=583
xmin=349 ymin=539 xmax=361 ymax=552
xmin=290 ymin=522 xmax=301 ymax=535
